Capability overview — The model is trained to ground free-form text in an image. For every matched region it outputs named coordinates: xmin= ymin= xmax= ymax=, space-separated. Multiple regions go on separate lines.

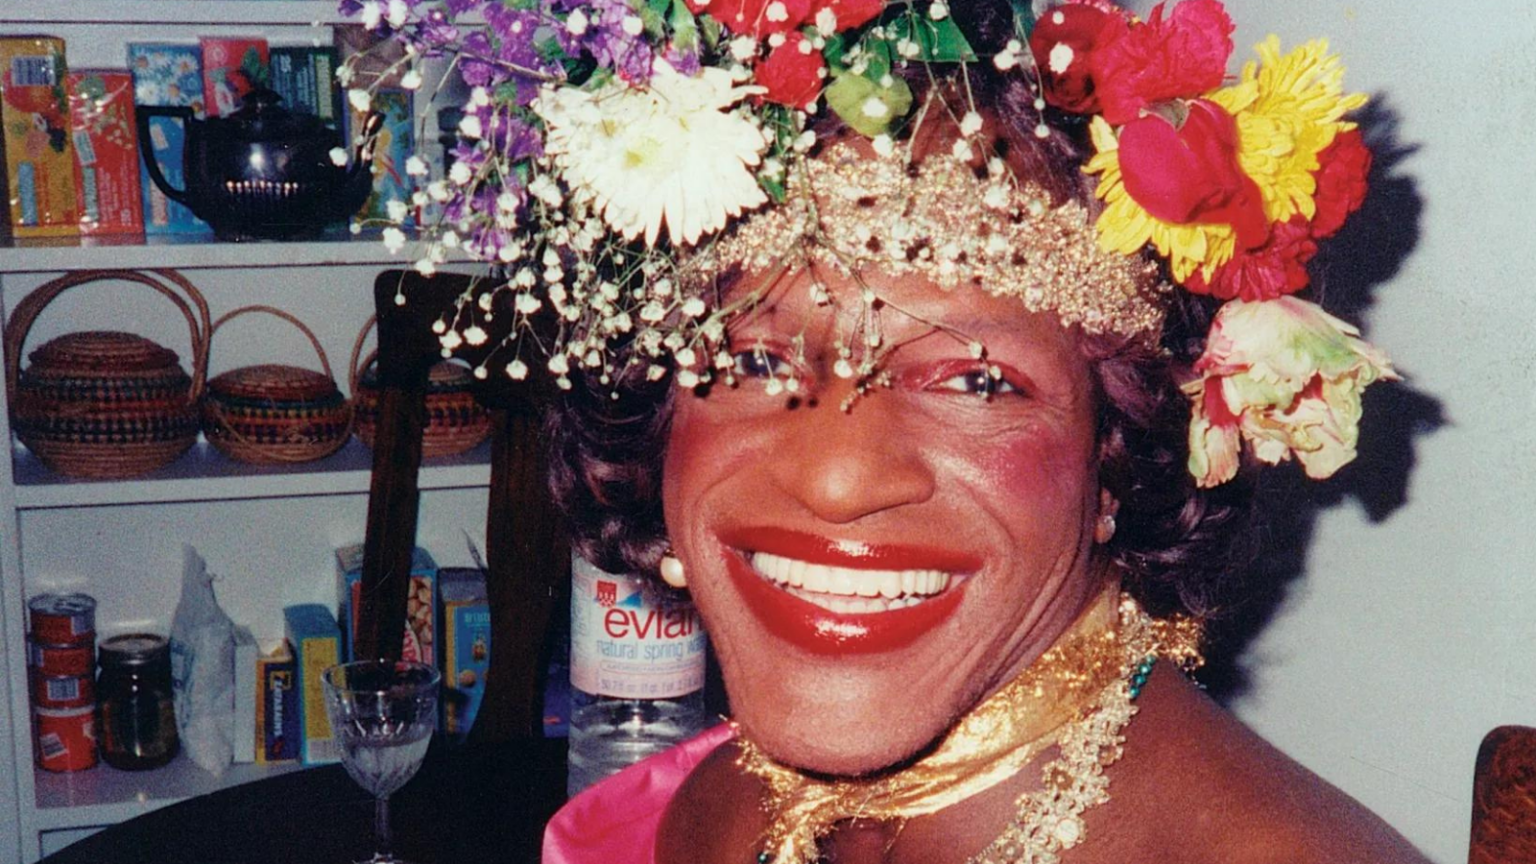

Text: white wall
xmin=1119 ymin=2 xmax=1536 ymax=860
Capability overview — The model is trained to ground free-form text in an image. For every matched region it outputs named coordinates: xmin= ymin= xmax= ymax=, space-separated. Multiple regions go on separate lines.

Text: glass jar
xmin=96 ymin=634 xmax=179 ymax=770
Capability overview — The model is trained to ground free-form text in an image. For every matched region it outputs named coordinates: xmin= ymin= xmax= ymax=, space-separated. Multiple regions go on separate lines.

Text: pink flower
xmin=1092 ymin=0 xmax=1234 ymax=126
xmin=757 ymin=39 xmax=826 ymax=108
xmin=1117 ymin=98 xmax=1268 ymax=250
xmin=1183 ymin=296 xmax=1398 ymax=487
xmin=1310 ymin=129 xmax=1373 ymax=239
xmin=1028 ymin=1 xmax=1130 ymax=114
xmin=1184 ymin=216 xmax=1317 ymax=301
xmin=687 ymin=0 xmax=812 ymax=38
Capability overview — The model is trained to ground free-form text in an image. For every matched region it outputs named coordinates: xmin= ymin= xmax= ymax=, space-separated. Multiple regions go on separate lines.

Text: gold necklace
xmin=737 ymin=591 xmax=1201 ymax=864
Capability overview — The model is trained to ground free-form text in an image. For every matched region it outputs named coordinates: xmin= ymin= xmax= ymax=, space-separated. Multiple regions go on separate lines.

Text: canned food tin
xmin=28 ymin=594 xmax=96 ymax=646
xmin=34 ymin=705 xmax=98 ymax=772
xmin=31 ymin=672 xmax=94 ymax=710
xmin=28 ymin=640 xmax=94 ymax=678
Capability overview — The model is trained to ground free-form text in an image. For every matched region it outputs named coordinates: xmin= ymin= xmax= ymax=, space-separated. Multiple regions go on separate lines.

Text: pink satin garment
xmin=543 ymin=724 xmax=737 ymax=864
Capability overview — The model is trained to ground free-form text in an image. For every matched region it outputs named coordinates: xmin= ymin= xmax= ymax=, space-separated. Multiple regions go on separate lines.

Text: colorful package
xmin=200 ymin=37 xmax=269 ymax=117
xmin=254 ymin=638 xmax=299 ymax=764
xmin=335 ymin=23 xmax=407 ymax=89
xmin=67 ymin=70 xmax=143 ymax=236
xmin=438 ymin=568 xmax=491 ymax=738
xmin=283 ymin=604 xmax=340 ymax=765
xmin=0 ymin=36 xmax=80 ymax=238
xmin=128 ymin=42 xmax=209 ymax=235
xmin=335 ymin=543 xmax=438 ymax=666
xmin=269 ymin=46 xmax=340 ymax=122
xmin=348 ymin=87 xmax=414 ymax=225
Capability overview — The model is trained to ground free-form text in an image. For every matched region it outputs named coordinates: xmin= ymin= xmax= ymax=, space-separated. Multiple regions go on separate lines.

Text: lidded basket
xmin=201 ymin=305 xmax=351 ymax=463
xmin=350 ymin=315 xmax=491 ymax=459
xmin=5 ymin=270 xmax=209 ymax=479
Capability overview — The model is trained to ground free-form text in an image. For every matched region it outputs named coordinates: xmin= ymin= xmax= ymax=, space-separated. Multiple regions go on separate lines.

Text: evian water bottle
xmin=567 ymin=551 xmax=709 ymax=796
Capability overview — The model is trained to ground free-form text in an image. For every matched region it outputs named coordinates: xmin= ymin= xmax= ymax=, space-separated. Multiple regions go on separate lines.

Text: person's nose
xmin=769 ymin=388 xmax=936 ymax=525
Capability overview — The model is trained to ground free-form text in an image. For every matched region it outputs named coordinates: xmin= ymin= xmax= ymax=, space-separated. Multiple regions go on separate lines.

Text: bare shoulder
xmin=655 ymin=740 xmax=769 ymax=864
xmin=1105 ymin=667 xmax=1433 ymax=864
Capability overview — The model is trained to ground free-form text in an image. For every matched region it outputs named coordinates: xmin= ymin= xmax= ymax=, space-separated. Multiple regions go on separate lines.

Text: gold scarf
xmin=736 ymin=589 xmax=1200 ymax=864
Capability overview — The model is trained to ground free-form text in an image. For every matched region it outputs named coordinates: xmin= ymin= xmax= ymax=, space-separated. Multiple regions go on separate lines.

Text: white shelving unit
xmin=0 ymin=4 xmax=484 ymax=862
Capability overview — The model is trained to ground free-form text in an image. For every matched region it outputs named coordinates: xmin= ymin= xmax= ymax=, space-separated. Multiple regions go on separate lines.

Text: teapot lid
xmin=219 ymin=87 xmax=332 ymax=141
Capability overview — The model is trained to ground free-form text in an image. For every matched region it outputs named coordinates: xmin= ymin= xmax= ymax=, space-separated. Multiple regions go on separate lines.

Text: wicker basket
xmin=202 ymin=305 xmax=351 ymax=464
xmin=349 ymin=315 xmax=491 ymax=459
xmin=5 ymin=270 xmax=209 ymax=479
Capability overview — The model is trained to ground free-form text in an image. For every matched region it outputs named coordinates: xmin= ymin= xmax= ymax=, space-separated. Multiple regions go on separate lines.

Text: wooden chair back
xmin=1470 ymin=725 xmax=1536 ymax=864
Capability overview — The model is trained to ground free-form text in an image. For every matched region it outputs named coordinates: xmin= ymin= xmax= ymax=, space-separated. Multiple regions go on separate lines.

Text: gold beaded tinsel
xmin=700 ymin=142 xmax=1169 ymax=341
xmin=736 ymin=589 xmax=1202 ymax=864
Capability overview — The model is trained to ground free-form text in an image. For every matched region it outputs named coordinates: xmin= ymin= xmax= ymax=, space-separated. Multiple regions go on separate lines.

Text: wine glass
xmin=322 ymin=660 xmax=441 ymax=864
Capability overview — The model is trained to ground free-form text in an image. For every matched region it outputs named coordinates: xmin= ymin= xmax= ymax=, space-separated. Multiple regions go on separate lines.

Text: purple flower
xmin=580 ymin=0 xmax=655 ymax=83
xmin=664 ymin=44 xmax=701 ymax=77
xmin=482 ymin=111 xmax=544 ymax=162
xmin=444 ymin=0 xmax=484 ymax=15
xmin=410 ymin=9 xmax=460 ymax=54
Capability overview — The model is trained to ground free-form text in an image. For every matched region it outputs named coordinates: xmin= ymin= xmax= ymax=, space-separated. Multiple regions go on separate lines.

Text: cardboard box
xmin=334 ymin=24 xmax=407 ymax=90
xmin=0 ymin=36 xmax=80 ymax=238
xmin=255 ymin=638 xmax=299 ymax=764
xmin=438 ymin=568 xmax=491 ymax=738
xmin=200 ymin=37 xmax=269 ymax=117
xmin=128 ymin=42 xmax=209 ymax=236
xmin=232 ymin=626 xmax=257 ymax=763
xmin=67 ymin=70 xmax=144 ymax=237
xmin=335 ymin=544 xmax=437 ymax=666
xmin=270 ymin=46 xmax=339 ymax=123
xmin=283 ymin=604 xmax=340 ymax=765
xmin=348 ymin=88 xmax=414 ymax=225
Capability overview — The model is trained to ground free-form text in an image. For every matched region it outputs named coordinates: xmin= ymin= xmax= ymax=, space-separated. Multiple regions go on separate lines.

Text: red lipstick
xmin=719 ymin=527 xmax=979 ymax=655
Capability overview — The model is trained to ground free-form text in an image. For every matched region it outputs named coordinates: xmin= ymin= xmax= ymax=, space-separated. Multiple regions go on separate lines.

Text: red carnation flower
xmin=1309 ymin=129 xmax=1372 ymax=239
xmin=1185 ymin=216 xmax=1318 ymax=301
xmin=688 ymin=0 xmax=812 ymax=38
xmin=1091 ymin=0 xmax=1234 ymax=126
xmin=757 ymin=38 xmax=826 ymax=108
xmin=1117 ymin=98 xmax=1268 ymax=249
xmin=807 ymin=0 xmax=883 ymax=32
xmin=1028 ymin=1 xmax=1130 ymax=114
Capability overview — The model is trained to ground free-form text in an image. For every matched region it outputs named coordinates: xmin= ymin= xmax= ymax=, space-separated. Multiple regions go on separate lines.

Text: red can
xmin=31 ymin=672 xmax=94 ymax=710
xmin=28 ymin=594 xmax=96 ymax=647
xmin=28 ymin=640 xmax=95 ymax=678
xmin=34 ymin=705 xmax=98 ymax=772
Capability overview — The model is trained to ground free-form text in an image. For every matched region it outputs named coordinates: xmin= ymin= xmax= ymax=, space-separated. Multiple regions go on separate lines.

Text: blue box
xmin=437 ymin=568 xmax=491 ymax=738
xmin=283 ymin=604 xmax=341 ymax=765
xmin=128 ymin=43 xmax=210 ymax=236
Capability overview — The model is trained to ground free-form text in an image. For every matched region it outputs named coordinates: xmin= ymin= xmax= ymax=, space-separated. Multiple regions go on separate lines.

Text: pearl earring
xmin=1095 ymin=513 xmax=1117 ymax=544
xmin=659 ymin=554 xmax=688 ymax=588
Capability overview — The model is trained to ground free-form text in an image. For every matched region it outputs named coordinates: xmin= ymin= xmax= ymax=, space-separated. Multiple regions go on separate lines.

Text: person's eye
xmin=731 ymin=349 xmax=788 ymax=379
xmin=931 ymin=367 xmax=1021 ymax=398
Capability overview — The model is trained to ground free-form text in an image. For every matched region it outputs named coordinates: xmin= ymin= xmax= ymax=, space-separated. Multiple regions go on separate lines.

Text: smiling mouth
xmin=749 ymin=551 xmax=958 ymax=614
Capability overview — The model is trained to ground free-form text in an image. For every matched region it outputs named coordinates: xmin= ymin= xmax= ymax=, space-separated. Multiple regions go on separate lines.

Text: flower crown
xmin=339 ymin=0 xmax=1396 ymax=487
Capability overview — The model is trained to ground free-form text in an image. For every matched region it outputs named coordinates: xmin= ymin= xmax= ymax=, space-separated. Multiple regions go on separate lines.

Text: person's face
xmin=663 ymin=265 xmax=1110 ymax=776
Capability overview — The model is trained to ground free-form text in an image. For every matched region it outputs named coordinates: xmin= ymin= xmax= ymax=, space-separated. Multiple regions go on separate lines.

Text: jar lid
xmin=99 ymin=633 xmax=170 ymax=666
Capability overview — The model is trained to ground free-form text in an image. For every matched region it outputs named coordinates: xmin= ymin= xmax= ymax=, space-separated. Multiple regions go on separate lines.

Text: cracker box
xmin=269 ymin=46 xmax=339 ymax=123
xmin=128 ymin=42 xmax=209 ymax=235
xmin=200 ymin=37 xmax=269 ymax=117
xmin=348 ymin=87 xmax=414 ymax=225
xmin=437 ymin=567 xmax=491 ymax=738
xmin=0 ymin=36 xmax=80 ymax=238
xmin=255 ymin=638 xmax=299 ymax=764
xmin=67 ymin=70 xmax=144 ymax=236
xmin=283 ymin=604 xmax=340 ymax=765
xmin=335 ymin=544 xmax=437 ymax=666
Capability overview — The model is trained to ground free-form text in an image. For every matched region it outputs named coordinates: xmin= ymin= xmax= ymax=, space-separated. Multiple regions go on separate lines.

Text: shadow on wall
xmin=1201 ymin=97 xmax=1447 ymax=702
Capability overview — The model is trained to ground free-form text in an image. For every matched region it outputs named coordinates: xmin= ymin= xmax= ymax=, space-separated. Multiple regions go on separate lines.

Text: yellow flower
xmin=1084 ymin=115 xmax=1238 ymax=284
xmin=1208 ymin=36 xmax=1368 ymax=225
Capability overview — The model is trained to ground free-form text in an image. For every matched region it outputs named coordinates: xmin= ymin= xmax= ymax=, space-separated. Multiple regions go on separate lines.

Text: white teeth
xmin=750 ymin=551 xmax=958 ymax=611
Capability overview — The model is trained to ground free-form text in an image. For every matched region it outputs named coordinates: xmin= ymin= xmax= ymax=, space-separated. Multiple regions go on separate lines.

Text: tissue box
xmin=0 ymin=36 xmax=80 ymax=238
xmin=335 ymin=544 xmax=437 ymax=665
xmin=269 ymin=46 xmax=339 ymax=122
xmin=128 ymin=42 xmax=208 ymax=235
xmin=438 ymin=568 xmax=491 ymax=737
xmin=283 ymin=604 xmax=340 ymax=765
xmin=254 ymin=638 xmax=298 ymax=764
xmin=67 ymin=70 xmax=143 ymax=236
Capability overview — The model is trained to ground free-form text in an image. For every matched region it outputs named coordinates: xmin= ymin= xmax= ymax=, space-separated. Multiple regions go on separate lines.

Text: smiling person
xmin=354 ymin=0 xmax=1427 ymax=859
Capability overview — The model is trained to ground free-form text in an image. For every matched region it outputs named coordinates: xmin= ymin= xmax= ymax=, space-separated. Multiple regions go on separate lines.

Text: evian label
xmin=571 ymin=552 xmax=706 ymax=700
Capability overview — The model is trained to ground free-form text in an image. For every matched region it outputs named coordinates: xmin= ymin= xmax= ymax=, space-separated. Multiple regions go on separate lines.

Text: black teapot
xmin=136 ymin=88 xmax=381 ymax=241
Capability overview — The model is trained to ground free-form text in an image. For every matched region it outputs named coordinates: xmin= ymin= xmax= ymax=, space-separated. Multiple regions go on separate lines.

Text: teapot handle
xmin=134 ymin=105 xmax=195 ymax=207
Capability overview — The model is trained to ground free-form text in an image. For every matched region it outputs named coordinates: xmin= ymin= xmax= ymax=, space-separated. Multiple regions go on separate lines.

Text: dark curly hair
xmin=546 ymin=0 xmax=1258 ymax=621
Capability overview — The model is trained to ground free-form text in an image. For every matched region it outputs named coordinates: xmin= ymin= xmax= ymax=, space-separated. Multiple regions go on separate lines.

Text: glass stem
xmin=375 ymin=794 xmax=392 ymax=860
